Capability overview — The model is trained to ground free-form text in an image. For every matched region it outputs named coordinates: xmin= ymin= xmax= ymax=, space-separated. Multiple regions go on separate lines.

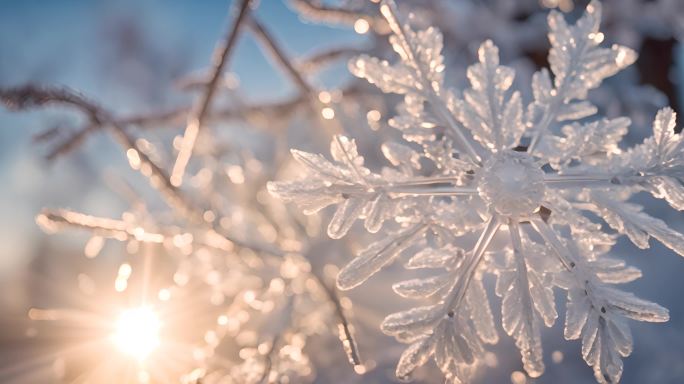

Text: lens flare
xmin=112 ymin=307 xmax=161 ymax=360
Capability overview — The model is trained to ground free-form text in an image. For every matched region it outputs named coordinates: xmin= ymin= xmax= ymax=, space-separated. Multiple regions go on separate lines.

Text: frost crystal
xmin=269 ymin=1 xmax=682 ymax=383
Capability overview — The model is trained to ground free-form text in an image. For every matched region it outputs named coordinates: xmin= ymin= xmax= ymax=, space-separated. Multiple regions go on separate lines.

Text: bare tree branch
xmin=298 ymin=46 xmax=367 ymax=74
xmin=120 ymin=106 xmax=189 ymax=127
xmin=44 ymin=123 xmax=98 ymax=160
xmin=2 ymin=80 xmax=369 ymax=163
xmin=247 ymin=16 xmax=314 ymax=97
xmin=308 ymin=266 xmax=362 ymax=367
xmin=288 ymin=0 xmax=386 ymax=33
xmin=258 ymin=334 xmax=280 ymax=384
xmin=0 ymin=85 xmax=200 ymax=218
xmin=36 ymin=209 xmax=260 ymax=255
xmin=171 ymin=0 xmax=253 ymax=187
xmin=39 ymin=209 xmax=128 ymax=234
xmin=124 ymin=83 xmax=367 ymax=130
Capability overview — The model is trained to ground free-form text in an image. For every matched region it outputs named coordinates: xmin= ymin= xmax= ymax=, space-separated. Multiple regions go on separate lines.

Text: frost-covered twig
xmin=0 ymin=85 xmax=199 ymax=218
xmin=288 ymin=0 xmax=386 ymax=32
xmin=258 ymin=334 xmax=280 ymax=384
xmin=32 ymin=122 xmax=98 ymax=160
xmin=247 ymin=16 xmax=314 ymax=97
xmin=122 ymin=84 xmax=366 ymax=130
xmin=171 ymin=0 xmax=253 ymax=187
xmin=298 ymin=47 xmax=367 ymax=74
xmin=36 ymin=209 xmax=164 ymax=243
xmin=1 ymin=86 xmax=289 ymax=257
xmin=308 ymin=266 xmax=361 ymax=366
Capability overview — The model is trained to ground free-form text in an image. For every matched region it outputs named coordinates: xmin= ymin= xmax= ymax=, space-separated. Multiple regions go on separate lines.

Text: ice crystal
xmin=269 ymin=1 xmax=683 ymax=382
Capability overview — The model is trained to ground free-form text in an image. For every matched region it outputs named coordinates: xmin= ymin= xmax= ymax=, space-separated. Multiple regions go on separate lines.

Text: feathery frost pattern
xmin=269 ymin=0 xmax=681 ymax=382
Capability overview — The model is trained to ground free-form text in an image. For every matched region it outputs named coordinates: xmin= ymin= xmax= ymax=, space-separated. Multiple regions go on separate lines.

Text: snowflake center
xmin=477 ymin=151 xmax=545 ymax=217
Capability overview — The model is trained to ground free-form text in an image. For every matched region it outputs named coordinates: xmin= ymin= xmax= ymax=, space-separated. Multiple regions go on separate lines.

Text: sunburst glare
xmin=112 ymin=307 xmax=161 ymax=361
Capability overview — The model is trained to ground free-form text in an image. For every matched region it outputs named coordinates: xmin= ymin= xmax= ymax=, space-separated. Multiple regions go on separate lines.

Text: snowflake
xmin=268 ymin=1 xmax=684 ymax=383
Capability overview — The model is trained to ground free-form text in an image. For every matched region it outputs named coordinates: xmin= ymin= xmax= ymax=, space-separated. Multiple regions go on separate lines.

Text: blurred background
xmin=1 ymin=0 xmax=684 ymax=383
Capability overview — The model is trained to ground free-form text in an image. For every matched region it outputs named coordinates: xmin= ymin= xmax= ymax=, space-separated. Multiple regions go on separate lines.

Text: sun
xmin=111 ymin=307 xmax=161 ymax=361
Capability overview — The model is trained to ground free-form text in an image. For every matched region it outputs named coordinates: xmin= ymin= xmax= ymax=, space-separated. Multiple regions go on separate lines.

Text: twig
xmin=36 ymin=209 xmax=164 ymax=243
xmin=246 ymin=16 xmax=314 ymax=97
xmin=308 ymin=266 xmax=362 ymax=366
xmin=0 ymin=85 xmax=199 ymax=218
xmin=35 ymin=83 xmax=364 ymax=148
xmin=174 ymin=71 xmax=238 ymax=93
xmin=288 ymin=0 xmax=385 ymax=32
xmin=119 ymin=99 xmax=298 ymax=129
xmin=36 ymin=208 xmax=269 ymax=255
xmin=2 ymin=86 xmax=296 ymax=257
xmin=121 ymin=106 xmax=189 ymax=127
xmin=298 ymin=46 xmax=367 ymax=74
xmin=171 ymin=0 xmax=253 ymax=187
xmin=32 ymin=122 xmax=99 ymax=160
xmin=211 ymin=221 xmax=286 ymax=257
xmin=44 ymin=123 xmax=98 ymax=160
xmin=1 ymin=85 xmax=92 ymax=112
xmin=258 ymin=334 xmax=280 ymax=384
xmin=126 ymin=83 xmax=365 ymax=129
xmin=32 ymin=125 xmax=61 ymax=142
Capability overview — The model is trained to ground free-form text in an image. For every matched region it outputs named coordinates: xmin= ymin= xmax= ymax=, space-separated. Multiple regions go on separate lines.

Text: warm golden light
xmin=112 ymin=307 xmax=161 ymax=360
xmin=321 ymin=107 xmax=335 ymax=120
xmin=354 ymin=18 xmax=370 ymax=34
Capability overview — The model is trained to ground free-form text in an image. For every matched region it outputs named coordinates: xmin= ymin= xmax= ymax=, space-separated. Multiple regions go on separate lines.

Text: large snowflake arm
xmin=497 ymin=220 xmax=558 ymax=377
xmin=539 ymin=109 xmax=684 ymax=258
xmin=337 ymin=196 xmax=486 ymax=292
xmin=350 ymin=0 xmax=481 ymax=163
xmin=268 ymin=135 xmax=478 ymax=239
xmin=542 ymin=108 xmax=684 ymax=191
xmin=610 ymin=108 xmax=684 ymax=208
xmin=590 ymin=192 xmax=684 ymax=257
xmin=443 ymin=216 xmax=502 ymax=313
xmin=536 ymin=117 xmax=630 ymax=167
xmin=527 ymin=0 xmax=636 ymax=153
xmin=388 ymin=312 xmax=484 ymax=382
xmin=457 ymin=40 xmax=525 ymax=151
xmin=269 ymin=133 xmax=485 ymax=291
xmin=337 ymin=223 xmax=428 ymax=290
xmin=531 ymin=218 xmax=668 ymax=383
xmin=370 ymin=216 xmax=501 ymax=383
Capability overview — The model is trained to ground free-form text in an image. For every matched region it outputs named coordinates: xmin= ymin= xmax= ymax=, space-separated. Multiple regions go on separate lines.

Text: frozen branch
xmin=171 ymin=0 xmax=253 ymax=187
xmin=0 ymin=85 xmax=199 ymax=218
xmin=258 ymin=334 xmax=280 ymax=384
xmin=33 ymin=122 xmax=98 ymax=160
xmin=298 ymin=46 xmax=367 ymax=74
xmin=288 ymin=0 xmax=387 ymax=33
xmin=36 ymin=209 xmax=165 ymax=243
xmin=247 ymin=16 xmax=314 ymax=97
xmin=308 ymin=267 xmax=362 ymax=366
